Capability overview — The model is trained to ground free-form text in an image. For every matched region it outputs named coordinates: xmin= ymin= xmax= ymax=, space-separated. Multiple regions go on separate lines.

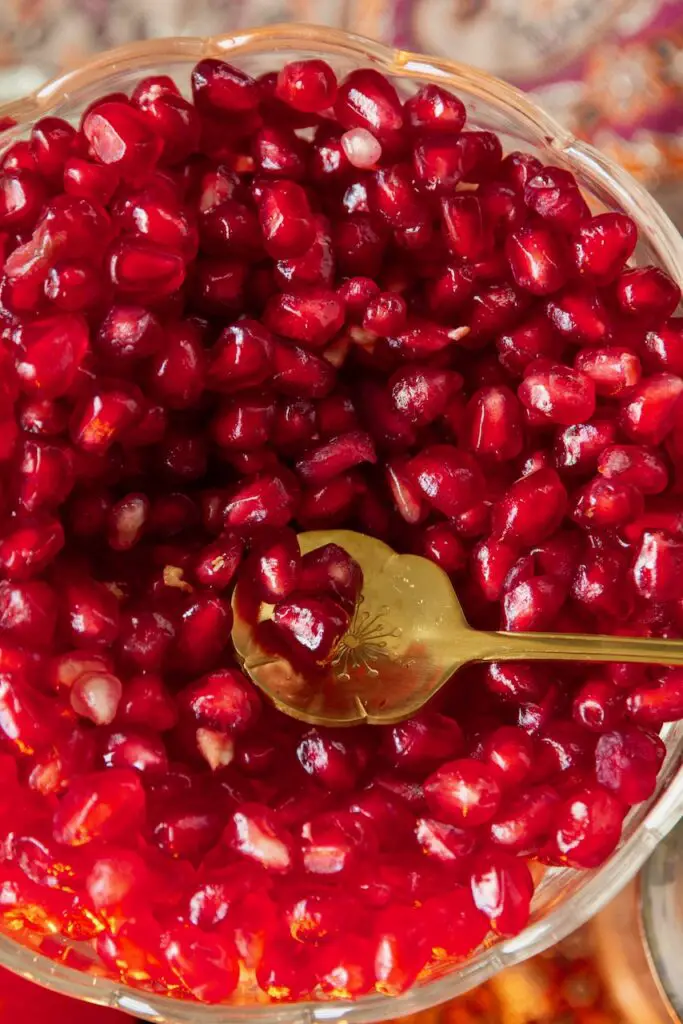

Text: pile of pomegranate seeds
xmin=0 ymin=53 xmax=681 ymax=1007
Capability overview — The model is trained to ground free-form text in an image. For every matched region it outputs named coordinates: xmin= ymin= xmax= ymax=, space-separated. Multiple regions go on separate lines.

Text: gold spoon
xmin=231 ymin=529 xmax=683 ymax=727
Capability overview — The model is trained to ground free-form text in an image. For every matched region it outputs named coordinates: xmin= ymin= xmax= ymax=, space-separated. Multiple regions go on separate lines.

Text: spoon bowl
xmin=232 ymin=529 xmax=683 ymax=726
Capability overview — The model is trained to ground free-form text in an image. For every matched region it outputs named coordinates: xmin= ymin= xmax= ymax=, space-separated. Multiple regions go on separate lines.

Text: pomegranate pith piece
xmin=0 ymin=50 xmax=679 ymax=1009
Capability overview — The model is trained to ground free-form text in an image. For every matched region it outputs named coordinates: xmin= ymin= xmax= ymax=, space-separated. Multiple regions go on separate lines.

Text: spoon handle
xmin=477 ymin=630 xmax=683 ymax=666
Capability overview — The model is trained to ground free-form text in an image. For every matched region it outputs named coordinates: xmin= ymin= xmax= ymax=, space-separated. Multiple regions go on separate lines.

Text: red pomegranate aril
xmin=554 ymin=419 xmax=618 ymax=475
xmin=372 ymin=905 xmax=429 ymax=996
xmin=83 ymin=102 xmax=162 ymax=182
xmin=519 ymin=362 xmax=596 ymax=425
xmin=248 ymin=527 xmax=301 ymax=603
xmin=470 ymin=849 xmax=533 ymax=935
xmin=502 ymin=574 xmax=566 ymax=631
xmin=191 ymin=59 xmax=259 ymax=113
xmin=483 ymin=726 xmax=534 ymax=789
xmin=295 ymin=430 xmax=376 ymax=487
xmin=643 ymin=318 xmax=683 ymax=375
xmin=489 ymin=785 xmax=559 ymax=853
xmin=53 ymin=768 xmax=145 ymax=846
xmin=0 ymin=170 xmax=46 ymax=229
xmin=70 ymin=383 xmax=143 ymax=453
xmin=408 ymin=445 xmax=483 ymax=518
xmin=86 ymin=848 xmax=149 ymax=910
xmin=595 ymin=726 xmax=663 ymax=805
xmin=175 ymin=592 xmax=233 ymax=674
xmin=506 ymin=221 xmax=569 ymax=296
xmin=405 ymin=83 xmax=466 ymax=133
xmin=258 ymin=181 xmax=315 ymax=259
xmin=64 ymin=157 xmax=120 ymax=204
xmin=615 ymin=265 xmax=681 ymax=320
xmin=30 ymin=117 xmax=77 ymax=181
xmin=164 ymin=928 xmax=239 ymax=1004
xmin=631 ymin=530 xmax=683 ymax=602
xmin=389 ymin=364 xmax=460 ymax=427
xmin=626 ymin=669 xmax=683 ymax=726
xmin=572 ymin=679 xmax=623 ymax=733
xmin=572 ymin=476 xmax=643 ymax=529
xmin=334 ymin=69 xmax=403 ymax=144
xmin=103 ymin=727 xmax=168 ymax=777
xmin=574 ymin=347 xmax=641 ymax=397
xmin=491 ymin=467 xmax=567 ymax=546
xmin=424 ymin=758 xmax=501 ymax=828
xmin=465 ymin=385 xmax=523 ymax=461
xmin=0 ymin=513 xmax=64 ymax=579
xmin=524 ymin=166 xmax=589 ymax=230
xmin=441 ymin=195 xmax=492 ymax=261
xmin=620 ymin=373 xmax=683 ymax=443
xmin=545 ymin=287 xmax=612 ymax=346
xmin=297 ymin=544 xmax=363 ymax=612
xmin=224 ymin=470 xmax=299 ymax=529
xmin=14 ymin=313 xmax=89 ymax=400
xmin=571 ymin=213 xmax=637 ymax=285
xmin=273 ymin=593 xmax=349 ymax=665
xmin=547 ymin=786 xmax=624 ymax=868
xmin=265 ymin=287 xmax=345 ymax=349
xmin=497 ymin=316 xmax=563 ymax=376
xmin=116 ymin=673 xmax=177 ymax=732
xmin=276 ymin=59 xmax=337 ymax=114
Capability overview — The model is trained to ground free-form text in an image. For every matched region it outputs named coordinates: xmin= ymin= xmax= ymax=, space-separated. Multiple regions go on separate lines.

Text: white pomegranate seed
xmin=70 ymin=670 xmax=122 ymax=725
xmin=341 ymin=128 xmax=382 ymax=169
xmin=196 ymin=727 xmax=235 ymax=770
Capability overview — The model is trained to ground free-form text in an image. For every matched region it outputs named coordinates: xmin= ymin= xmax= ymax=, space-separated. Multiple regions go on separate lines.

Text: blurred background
xmin=0 ymin=1 xmax=681 ymax=1021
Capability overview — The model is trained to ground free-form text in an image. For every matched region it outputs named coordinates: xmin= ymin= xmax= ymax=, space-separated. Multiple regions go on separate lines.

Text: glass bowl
xmin=0 ymin=21 xmax=682 ymax=1024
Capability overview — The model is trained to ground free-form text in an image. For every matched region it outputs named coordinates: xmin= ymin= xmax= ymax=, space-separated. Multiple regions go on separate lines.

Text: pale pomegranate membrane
xmin=0 ymin=55 xmax=680 ymax=1007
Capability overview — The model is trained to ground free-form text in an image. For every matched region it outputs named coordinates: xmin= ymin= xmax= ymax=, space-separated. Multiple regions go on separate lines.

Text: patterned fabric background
xmin=1 ymin=0 xmax=683 ymax=213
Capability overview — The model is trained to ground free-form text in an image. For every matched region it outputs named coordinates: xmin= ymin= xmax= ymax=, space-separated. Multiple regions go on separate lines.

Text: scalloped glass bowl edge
xmin=0 ymin=23 xmax=681 ymax=1024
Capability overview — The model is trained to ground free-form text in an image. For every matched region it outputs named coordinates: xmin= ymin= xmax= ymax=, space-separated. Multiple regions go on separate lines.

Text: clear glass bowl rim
xmin=0 ymin=21 xmax=681 ymax=1024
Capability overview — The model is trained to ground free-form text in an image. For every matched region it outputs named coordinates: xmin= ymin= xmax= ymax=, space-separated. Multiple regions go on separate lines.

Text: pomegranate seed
xmin=405 ymin=84 xmax=466 ymax=133
xmin=615 ymin=266 xmax=681 ymax=320
xmin=424 ymin=758 xmax=501 ymax=827
xmin=497 ymin=315 xmax=563 ymax=376
xmin=574 ymin=347 xmax=641 ymax=397
xmin=265 ymin=287 xmax=345 ymax=349
xmin=554 ymin=419 xmax=618 ymax=475
xmin=70 ymin=382 xmax=143 ymax=453
xmin=0 ymin=170 xmax=46 ymax=228
xmin=546 ymin=786 xmax=624 ymax=867
xmin=64 ymin=157 xmax=120 ymax=204
xmin=164 ymin=928 xmax=239 ymax=1003
xmin=191 ymin=59 xmax=259 ymax=113
xmin=524 ymin=166 xmax=589 ymax=230
xmin=109 ymin=238 xmax=186 ymax=299
xmin=273 ymin=593 xmax=349 ymax=665
xmin=334 ymin=69 xmax=403 ymax=143
xmin=545 ymin=287 xmax=612 ymax=346
xmin=102 ymin=727 xmax=169 ymax=775
xmin=572 ymin=476 xmax=643 ymax=529
xmin=0 ymin=514 xmax=64 ymax=579
xmin=53 ymin=768 xmax=145 ymax=845
xmin=470 ymin=849 xmax=533 ymax=935
xmin=626 ymin=669 xmax=683 ymax=726
xmin=63 ymin=576 xmax=120 ymax=649
xmin=491 ymin=468 xmax=567 ymax=546
xmin=83 ymin=102 xmax=162 ymax=181
xmin=489 ymin=785 xmax=559 ymax=853
xmin=643 ymin=317 xmax=683 ymax=375
xmin=571 ymin=213 xmax=637 ymax=284
xmin=258 ymin=180 xmax=315 ymax=259
xmin=371 ymin=905 xmax=429 ymax=995
xmin=14 ymin=313 xmax=89 ymax=399
xmin=595 ymin=727 xmax=664 ymax=805
xmin=70 ymin=670 xmax=122 ymax=725
xmin=408 ymin=445 xmax=484 ymax=518
xmin=519 ymin=361 xmax=596 ymax=425
xmin=632 ymin=530 xmax=683 ymax=601
xmin=465 ymin=385 xmax=523 ymax=461
xmin=620 ymin=373 xmax=683 ymax=443
xmin=506 ymin=221 xmax=569 ymax=295
xmin=225 ymin=803 xmax=294 ymax=873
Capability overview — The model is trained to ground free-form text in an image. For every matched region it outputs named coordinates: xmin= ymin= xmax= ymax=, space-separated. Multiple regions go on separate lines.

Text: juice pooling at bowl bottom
xmin=0 ymin=25 xmax=681 ymax=1017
